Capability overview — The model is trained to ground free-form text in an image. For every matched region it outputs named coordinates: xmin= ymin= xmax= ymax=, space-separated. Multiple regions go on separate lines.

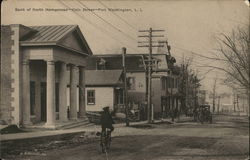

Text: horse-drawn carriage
xmin=194 ymin=104 xmax=212 ymax=124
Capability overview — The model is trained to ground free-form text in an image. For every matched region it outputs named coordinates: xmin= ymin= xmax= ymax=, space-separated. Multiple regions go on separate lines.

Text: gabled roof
xmin=19 ymin=25 xmax=92 ymax=55
xmin=22 ymin=25 xmax=76 ymax=43
xmin=85 ymin=70 xmax=123 ymax=86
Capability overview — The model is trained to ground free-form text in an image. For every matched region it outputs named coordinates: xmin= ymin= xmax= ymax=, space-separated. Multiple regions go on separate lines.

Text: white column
xmin=22 ymin=60 xmax=31 ymax=126
xmin=79 ymin=66 xmax=86 ymax=118
xmin=45 ymin=60 xmax=56 ymax=126
xmin=59 ymin=62 xmax=68 ymax=122
xmin=69 ymin=65 xmax=77 ymax=120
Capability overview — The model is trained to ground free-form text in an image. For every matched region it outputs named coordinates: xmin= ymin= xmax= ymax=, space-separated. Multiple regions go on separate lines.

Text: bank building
xmin=1 ymin=24 xmax=93 ymax=128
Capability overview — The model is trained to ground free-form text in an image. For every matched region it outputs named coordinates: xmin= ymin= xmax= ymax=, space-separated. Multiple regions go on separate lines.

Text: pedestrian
xmin=140 ymin=103 xmax=146 ymax=121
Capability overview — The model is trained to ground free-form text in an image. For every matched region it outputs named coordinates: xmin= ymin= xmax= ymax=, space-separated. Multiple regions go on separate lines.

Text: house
xmin=151 ymin=56 xmax=181 ymax=118
xmin=86 ymin=53 xmax=180 ymax=119
xmin=87 ymin=54 xmax=147 ymax=105
xmin=0 ymin=24 xmax=92 ymax=128
xmin=85 ymin=70 xmax=124 ymax=112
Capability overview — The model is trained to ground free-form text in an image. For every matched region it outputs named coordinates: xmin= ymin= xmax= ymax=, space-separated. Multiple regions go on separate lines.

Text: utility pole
xmin=170 ymin=72 xmax=174 ymax=122
xmin=236 ymin=94 xmax=239 ymax=111
xmin=212 ymin=77 xmax=217 ymax=113
xmin=233 ymin=92 xmax=236 ymax=112
xmin=217 ymin=96 xmax=220 ymax=113
xmin=138 ymin=28 xmax=165 ymax=123
xmin=122 ymin=47 xmax=129 ymax=126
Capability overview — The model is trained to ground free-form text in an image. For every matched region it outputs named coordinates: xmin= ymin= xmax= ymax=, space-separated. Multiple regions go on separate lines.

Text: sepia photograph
xmin=0 ymin=0 xmax=249 ymax=159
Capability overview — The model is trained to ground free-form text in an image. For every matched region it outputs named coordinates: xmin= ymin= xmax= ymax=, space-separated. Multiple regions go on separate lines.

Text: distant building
xmin=87 ymin=54 xmax=147 ymax=105
xmin=86 ymin=53 xmax=180 ymax=118
xmin=85 ymin=70 xmax=124 ymax=112
xmin=0 ymin=24 xmax=92 ymax=127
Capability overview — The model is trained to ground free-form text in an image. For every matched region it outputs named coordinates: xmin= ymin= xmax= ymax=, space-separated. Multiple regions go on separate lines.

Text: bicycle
xmin=100 ymin=128 xmax=112 ymax=154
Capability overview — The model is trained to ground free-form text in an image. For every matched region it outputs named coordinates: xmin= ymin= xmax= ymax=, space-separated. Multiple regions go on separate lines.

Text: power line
xmin=58 ymin=0 xmax=140 ymax=53
xmin=40 ymin=1 xmax=115 ymax=53
xmin=77 ymin=0 xmax=138 ymax=42
xmin=171 ymin=45 xmax=219 ymax=61
xmin=97 ymin=0 xmax=138 ymax=31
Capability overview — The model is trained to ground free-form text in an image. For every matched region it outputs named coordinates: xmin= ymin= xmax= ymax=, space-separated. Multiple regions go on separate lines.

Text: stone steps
xmin=23 ymin=118 xmax=94 ymax=130
xmin=57 ymin=119 xmax=94 ymax=130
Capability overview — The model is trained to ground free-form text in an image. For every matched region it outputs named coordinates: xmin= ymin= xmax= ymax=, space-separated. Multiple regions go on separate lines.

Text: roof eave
xmin=86 ymin=83 xmax=124 ymax=87
xmin=75 ymin=26 xmax=93 ymax=56
xmin=20 ymin=42 xmax=57 ymax=46
xmin=20 ymin=42 xmax=89 ymax=56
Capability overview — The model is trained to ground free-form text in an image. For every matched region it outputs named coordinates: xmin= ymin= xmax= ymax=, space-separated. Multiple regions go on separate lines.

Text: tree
xmin=216 ymin=27 xmax=249 ymax=91
xmin=179 ymin=56 xmax=193 ymax=115
xmin=200 ymin=26 xmax=250 ymax=115
xmin=212 ymin=76 xmax=218 ymax=113
xmin=179 ymin=56 xmax=201 ymax=117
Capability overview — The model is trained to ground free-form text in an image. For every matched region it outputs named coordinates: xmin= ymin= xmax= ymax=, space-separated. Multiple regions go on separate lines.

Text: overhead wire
xmin=171 ymin=45 xmax=220 ymax=61
xmin=57 ymin=0 xmax=140 ymax=53
xmin=97 ymin=0 xmax=170 ymax=54
xmin=97 ymin=0 xmax=138 ymax=32
xmin=77 ymin=0 xmax=138 ymax=42
xmin=95 ymin=0 xmax=227 ymax=82
xmin=51 ymin=0 xmax=224 ymax=69
xmin=39 ymin=1 xmax=119 ymax=54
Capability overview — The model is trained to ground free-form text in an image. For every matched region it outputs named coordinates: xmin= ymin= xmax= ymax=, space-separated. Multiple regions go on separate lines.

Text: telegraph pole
xmin=233 ymin=92 xmax=236 ymax=112
xmin=122 ymin=47 xmax=129 ymax=126
xmin=138 ymin=28 xmax=165 ymax=123
xmin=217 ymin=96 xmax=220 ymax=113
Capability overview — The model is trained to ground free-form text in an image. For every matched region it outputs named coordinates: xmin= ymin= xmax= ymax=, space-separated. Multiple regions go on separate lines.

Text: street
xmin=1 ymin=1 xmax=249 ymax=160
xmin=2 ymin=115 xmax=249 ymax=160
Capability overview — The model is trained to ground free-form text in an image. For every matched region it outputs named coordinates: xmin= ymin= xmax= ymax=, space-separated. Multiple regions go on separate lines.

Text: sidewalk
xmin=0 ymin=119 xmax=175 ymax=141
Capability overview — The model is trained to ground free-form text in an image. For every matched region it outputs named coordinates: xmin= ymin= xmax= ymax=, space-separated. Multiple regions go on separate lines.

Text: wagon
xmin=198 ymin=105 xmax=212 ymax=124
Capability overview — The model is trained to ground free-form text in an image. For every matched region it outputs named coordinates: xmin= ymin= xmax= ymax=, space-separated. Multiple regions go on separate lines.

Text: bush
xmin=0 ymin=125 xmax=26 ymax=134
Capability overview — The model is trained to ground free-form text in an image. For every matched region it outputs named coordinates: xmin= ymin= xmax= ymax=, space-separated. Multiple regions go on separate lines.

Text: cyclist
xmin=100 ymin=106 xmax=115 ymax=153
xmin=100 ymin=106 xmax=115 ymax=132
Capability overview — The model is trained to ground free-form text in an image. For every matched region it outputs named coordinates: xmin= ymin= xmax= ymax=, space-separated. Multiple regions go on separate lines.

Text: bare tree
xmin=179 ymin=56 xmax=202 ymax=119
xmin=217 ymin=27 xmax=249 ymax=91
xmin=179 ymin=56 xmax=193 ymax=115
xmin=199 ymin=26 xmax=250 ymax=115
xmin=212 ymin=76 xmax=218 ymax=113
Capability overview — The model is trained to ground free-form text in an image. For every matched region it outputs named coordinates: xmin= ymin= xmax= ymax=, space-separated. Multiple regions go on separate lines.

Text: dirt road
xmin=2 ymin=115 xmax=249 ymax=160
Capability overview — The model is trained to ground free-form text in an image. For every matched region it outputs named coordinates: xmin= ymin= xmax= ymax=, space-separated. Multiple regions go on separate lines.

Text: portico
xmin=0 ymin=24 xmax=92 ymax=127
xmin=23 ymin=58 xmax=87 ymax=128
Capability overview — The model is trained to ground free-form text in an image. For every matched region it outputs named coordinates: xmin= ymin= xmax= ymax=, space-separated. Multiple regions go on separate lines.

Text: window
xmin=56 ymin=83 xmax=59 ymax=112
xmin=176 ymin=78 xmax=179 ymax=88
xmin=116 ymin=89 xmax=124 ymax=104
xmin=161 ymin=78 xmax=166 ymax=90
xmin=30 ymin=81 xmax=35 ymax=115
xmin=166 ymin=77 xmax=170 ymax=88
xmin=87 ymin=90 xmax=95 ymax=104
xmin=127 ymin=77 xmax=136 ymax=90
xmin=173 ymin=78 xmax=176 ymax=88
xmin=172 ymin=78 xmax=175 ymax=88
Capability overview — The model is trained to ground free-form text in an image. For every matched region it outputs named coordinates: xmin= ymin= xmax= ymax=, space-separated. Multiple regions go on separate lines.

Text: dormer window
xmin=97 ymin=58 xmax=106 ymax=70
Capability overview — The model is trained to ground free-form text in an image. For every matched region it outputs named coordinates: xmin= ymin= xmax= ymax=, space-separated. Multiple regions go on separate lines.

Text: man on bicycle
xmin=100 ymin=106 xmax=114 ymax=153
xmin=100 ymin=106 xmax=115 ymax=132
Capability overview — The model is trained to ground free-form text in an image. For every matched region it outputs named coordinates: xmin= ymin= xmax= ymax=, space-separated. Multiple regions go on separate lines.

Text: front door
xmin=41 ymin=82 xmax=46 ymax=122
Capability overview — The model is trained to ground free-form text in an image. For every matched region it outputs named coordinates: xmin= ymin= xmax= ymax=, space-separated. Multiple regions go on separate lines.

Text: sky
xmin=1 ymin=0 xmax=249 ymax=94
